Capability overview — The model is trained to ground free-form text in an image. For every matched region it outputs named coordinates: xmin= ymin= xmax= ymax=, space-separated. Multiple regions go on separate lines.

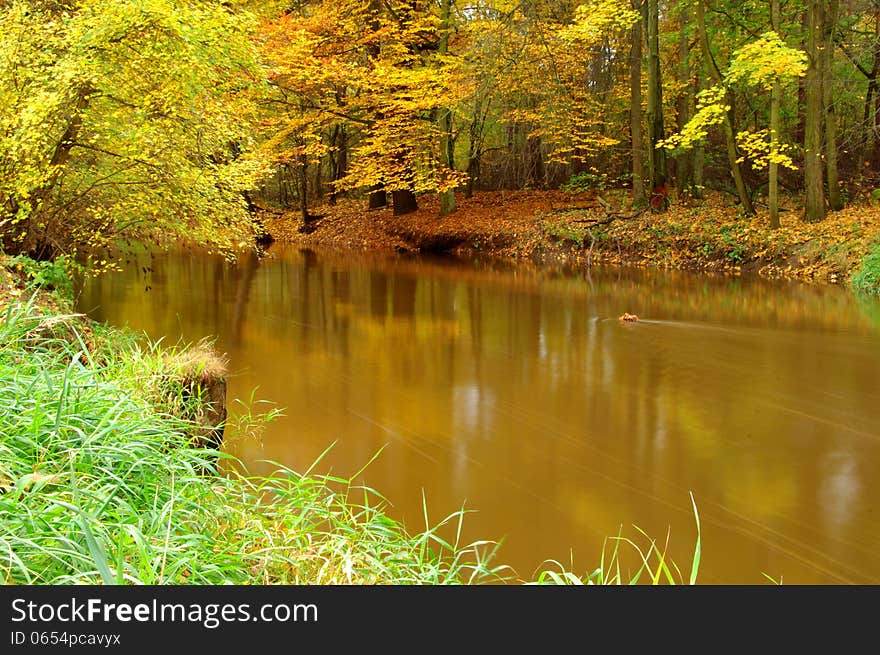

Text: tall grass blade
xmin=67 ymin=459 xmax=115 ymax=585
xmin=689 ymin=491 xmax=701 ymax=585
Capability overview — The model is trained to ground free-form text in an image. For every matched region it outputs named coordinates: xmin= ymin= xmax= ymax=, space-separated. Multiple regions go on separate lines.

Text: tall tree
xmin=804 ymin=0 xmax=826 ymax=221
xmin=662 ymin=25 xmax=805 ymax=226
xmin=645 ymin=0 xmax=666 ymax=188
xmin=692 ymin=68 xmax=706 ymax=200
xmin=695 ymin=0 xmax=755 ymax=215
xmin=367 ymin=0 xmax=388 ymax=210
xmin=725 ymin=31 xmax=805 ymax=227
xmin=439 ymin=0 xmax=457 ymax=216
xmin=770 ymin=0 xmax=783 ymax=228
xmin=823 ymin=0 xmax=843 ymax=211
xmin=631 ymin=1 xmax=646 ymax=202
xmin=676 ymin=2 xmax=693 ymax=195
xmin=0 ymin=0 xmax=266 ymax=261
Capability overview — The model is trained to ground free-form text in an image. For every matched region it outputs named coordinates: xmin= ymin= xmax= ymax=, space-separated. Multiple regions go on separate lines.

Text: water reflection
xmin=77 ymin=245 xmax=880 ymax=583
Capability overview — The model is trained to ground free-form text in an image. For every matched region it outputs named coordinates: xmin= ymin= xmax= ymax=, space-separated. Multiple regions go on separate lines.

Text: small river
xmin=77 ymin=245 xmax=880 ymax=583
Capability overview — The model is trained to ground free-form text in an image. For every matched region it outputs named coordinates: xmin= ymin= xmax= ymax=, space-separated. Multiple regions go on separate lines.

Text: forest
xmin=3 ymin=0 xmax=880 ymax=594
xmin=3 ymin=0 xmax=880 ymax=279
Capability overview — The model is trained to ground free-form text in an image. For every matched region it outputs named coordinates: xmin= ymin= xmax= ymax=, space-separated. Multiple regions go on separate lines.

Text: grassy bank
xmin=264 ymin=190 xmax=880 ymax=294
xmin=0 ymin=298 xmax=506 ymax=584
xmin=0 ymin=257 xmax=699 ymax=585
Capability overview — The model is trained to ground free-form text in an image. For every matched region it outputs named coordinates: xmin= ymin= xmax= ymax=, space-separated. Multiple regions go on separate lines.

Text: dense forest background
xmin=2 ymin=0 xmax=879 ymax=261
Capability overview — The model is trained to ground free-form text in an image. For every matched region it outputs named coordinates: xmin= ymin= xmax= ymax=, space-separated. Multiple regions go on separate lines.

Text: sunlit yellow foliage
xmin=662 ymin=31 xmax=806 ymax=167
xmin=0 ymin=0 xmax=269 ymax=260
xmin=725 ymin=31 xmax=808 ymax=91
xmin=560 ymin=0 xmax=639 ymax=44
xmin=735 ymin=129 xmax=797 ymax=170
xmin=258 ymin=0 xmax=466 ymax=197
xmin=658 ymin=86 xmax=729 ymax=152
xmin=479 ymin=1 xmax=635 ymax=166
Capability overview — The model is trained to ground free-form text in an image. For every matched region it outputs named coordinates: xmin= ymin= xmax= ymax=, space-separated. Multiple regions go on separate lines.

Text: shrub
xmin=10 ymin=254 xmax=76 ymax=299
xmin=561 ymin=170 xmax=630 ymax=194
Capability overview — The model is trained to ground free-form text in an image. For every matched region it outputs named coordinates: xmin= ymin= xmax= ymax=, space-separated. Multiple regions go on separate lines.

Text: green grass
xmin=0 ymin=296 xmax=511 ymax=584
xmin=532 ymin=493 xmax=701 ymax=585
xmin=852 ymin=243 xmax=880 ymax=295
xmin=0 ymin=291 xmax=702 ymax=585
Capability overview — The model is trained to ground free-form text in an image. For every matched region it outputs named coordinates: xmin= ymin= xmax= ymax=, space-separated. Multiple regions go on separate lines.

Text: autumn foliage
xmin=0 ymin=0 xmax=267 ymax=264
xmin=3 ymin=0 xmax=880 ymax=291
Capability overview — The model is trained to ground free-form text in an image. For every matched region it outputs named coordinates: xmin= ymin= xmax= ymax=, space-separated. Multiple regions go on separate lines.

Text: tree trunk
xmin=392 ymin=189 xmax=418 ymax=215
xmin=692 ymin=69 xmax=705 ymax=199
xmin=874 ymin=88 xmax=880 ymax=169
xmin=630 ymin=2 xmax=646 ymax=202
xmin=368 ymin=185 xmax=388 ymax=209
xmin=696 ymin=0 xmax=755 ymax=214
xmin=769 ymin=0 xmax=781 ymax=228
xmin=645 ymin=0 xmax=666 ymax=189
xmin=298 ymin=153 xmax=311 ymax=231
xmin=439 ymin=0 xmax=456 ymax=215
xmin=526 ymin=123 xmax=545 ymax=187
xmin=313 ymin=154 xmax=323 ymax=202
xmin=278 ymin=163 xmax=293 ymax=209
xmin=439 ymin=118 xmax=456 ymax=214
xmin=505 ymin=122 xmax=520 ymax=188
xmin=823 ymin=0 xmax=843 ymax=211
xmin=367 ymin=0 xmax=388 ymax=211
xmin=328 ymin=122 xmax=348 ymax=205
xmin=864 ymin=14 xmax=880 ymax=169
xmin=466 ymin=109 xmax=481 ymax=198
xmin=863 ymin=77 xmax=876 ymax=169
xmin=769 ymin=79 xmax=781 ymax=228
xmin=676 ymin=3 xmax=692 ymax=195
xmin=804 ymin=0 xmax=826 ymax=221
xmin=4 ymin=85 xmax=92 ymax=255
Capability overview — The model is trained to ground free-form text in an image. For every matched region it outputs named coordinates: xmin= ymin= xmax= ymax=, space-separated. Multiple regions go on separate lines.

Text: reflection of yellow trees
xmin=665 ymin=395 xmax=723 ymax=462
xmin=77 ymin=245 xmax=880 ymax=583
xmin=262 ymin=245 xmax=880 ymax=333
xmin=352 ymin=313 xmax=461 ymax=341
xmin=732 ymin=468 xmax=799 ymax=521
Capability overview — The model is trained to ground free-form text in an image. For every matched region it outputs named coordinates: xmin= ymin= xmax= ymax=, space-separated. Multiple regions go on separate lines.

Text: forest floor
xmin=264 ymin=188 xmax=880 ymax=287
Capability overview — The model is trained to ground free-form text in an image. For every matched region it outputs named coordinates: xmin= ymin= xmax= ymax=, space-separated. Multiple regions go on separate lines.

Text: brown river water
xmin=77 ymin=245 xmax=880 ymax=584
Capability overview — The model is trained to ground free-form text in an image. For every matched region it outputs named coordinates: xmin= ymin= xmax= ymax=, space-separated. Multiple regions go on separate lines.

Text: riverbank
xmin=263 ymin=190 xmax=880 ymax=291
xmin=0 ymin=257 xmax=505 ymax=584
xmin=0 ymin=255 xmax=698 ymax=584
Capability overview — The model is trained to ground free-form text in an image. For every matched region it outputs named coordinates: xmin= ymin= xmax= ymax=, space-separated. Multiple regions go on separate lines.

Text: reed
xmin=531 ymin=493 xmax=701 ymax=585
